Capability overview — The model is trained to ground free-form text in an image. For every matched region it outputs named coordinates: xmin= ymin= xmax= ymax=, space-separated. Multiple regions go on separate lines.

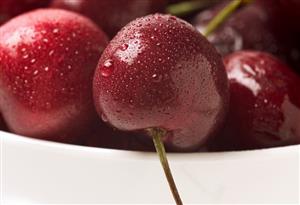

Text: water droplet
xmin=170 ymin=16 xmax=177 ymax=21
xmin=152 ymin=74 xmax=162 ymax=83
xmin=49 ymin=50 xmax=54 ymax=56
xmin=53 ymin=28 xmax=59 ymax=34
xmin=31 ymin=59 xmax=36 ymax=64
xmin=33 ymin=70 xmax=39 ymax=75
xmin=44 ymin=67 xmax=49 ymax=71
xmin=156 ymin=43 xmax=161 ymax=46
xmin=101 ymin=113 xmax=108 ymax=122
xmin=43 ymin=38 xmax=49 ymax=43
xmin=120 ymin=43 xmax=129 ymax=51
xmin=23 ymin=54 xmax=29 ymax=59
xmin=100 ymin=59 xmax=114 ymax=77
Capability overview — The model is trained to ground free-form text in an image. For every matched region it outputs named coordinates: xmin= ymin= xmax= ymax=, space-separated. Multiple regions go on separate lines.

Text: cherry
xmin=213 ymin=51 xmax=300 ymax=151
xmin=93 ymin=13 xmax=228 ymax=152
xmin=0 ymin=9 xmax=108 ymax=143
xmin=85 ymin=122 xmax=155 ymax=151
xmin=0 ymin=115 xmax=7 ymax=131
xmin=258 ymin=0 xmax=300 ymax=33
xmin=51 ymin=0 xmax=167 ymax=38
xmin=193 ymin=2 xmax=300 ymax=70
xmin=93 ymin=13 xmax=228 ymax=204
xmin=0 ymin=0 xmax=50 ymax=25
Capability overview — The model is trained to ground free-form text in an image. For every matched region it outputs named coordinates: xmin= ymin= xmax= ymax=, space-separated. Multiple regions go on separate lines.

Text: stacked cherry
xmin=1 ymin=0 xmax=300 ymax=204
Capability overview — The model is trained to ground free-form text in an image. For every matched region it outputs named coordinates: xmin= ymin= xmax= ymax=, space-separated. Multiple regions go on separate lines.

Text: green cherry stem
xmin=148 ymin=128 xmax=183 ymax=205
xmin=203 ymin=0 xmax=254 ymax=37
xmin=167 ymin=0 xmax=219 ymax=17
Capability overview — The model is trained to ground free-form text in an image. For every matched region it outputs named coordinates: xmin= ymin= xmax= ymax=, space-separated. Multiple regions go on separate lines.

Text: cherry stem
xmin=148 ymin=128 xmax=183 ymax=205
xmin=167 ymin=0 xmax=219 ymax=17
xmin=203 ymin=0 xmax=254 ymax=37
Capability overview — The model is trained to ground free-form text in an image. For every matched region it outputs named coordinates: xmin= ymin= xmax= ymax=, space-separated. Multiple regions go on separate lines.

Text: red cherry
xmin=93 ymin=14 xmax=229 ymax=152
xmin=0 ymin=0 xmax=50 ymax=24
xmin=85 ymin=122 xmax=155 ymax=151
xmin=193 ymin=2 xmax=300 ymax=71
xmin=51 ymin=0 xmax=167 ymax=38
xmin=213 ymin=51 xmax=300 ymax=151
xmin=258 ymin=0 xmax=300 ymax=33
xmin=0 ymin=9 xmax=109 ymax=143
xmin=0 ymin=115 xmax=7 ymax=131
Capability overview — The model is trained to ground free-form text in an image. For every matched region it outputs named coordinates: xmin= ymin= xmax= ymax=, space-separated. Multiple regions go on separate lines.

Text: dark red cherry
xmin=85 ymin=122 xmax=155 ymax=151
xmin=93 ymin=14 xmax=229 ymax=152
xmin=0 ymin=115 xmax=7 ymax=131
xmin=0 ymin=0 xmax=50 ymax=24
xmin=51 ymin=0 xmax=167 ymax=38
xmin=213 ymin=51 xmax=300 ymax=151
xmin=0 ymin=9 xmax=108 ymax=143
xmin=193 ymin=2 xmax=300 ymax=71
xmin=258 ymin=0 xmax=300 ymax=33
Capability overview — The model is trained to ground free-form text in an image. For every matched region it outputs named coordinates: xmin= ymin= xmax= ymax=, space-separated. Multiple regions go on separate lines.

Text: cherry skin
xmin=0 ymin=0 xmax=50 ymax=25
xmin=85 ymin=122 xmax=155 ymax=151
xmin=0 ymin=115 xmax=7 ymax=131
xmin=51 ymin=0 xmax=167 ymax=38
xmin=213 ymin=51 xmax=300 ymax=151
xmin=258 ymin=0 xmax=300 ymax=33
xmin=193 ymin=2 xmax=300 ymax=71
xmin=93 ymin=14 xmax=229 ymax=152
xmin=0 ymin=9 xmax=109 ymax=143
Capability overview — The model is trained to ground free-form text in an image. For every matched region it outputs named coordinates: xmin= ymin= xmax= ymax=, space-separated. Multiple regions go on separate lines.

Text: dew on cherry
xmin=100 ymin=59 xmax=114 ymax=77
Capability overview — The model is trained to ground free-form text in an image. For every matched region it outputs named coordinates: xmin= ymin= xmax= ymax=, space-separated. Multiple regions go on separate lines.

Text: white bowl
xmin=1 ymin=131 xmax=299 ymax=204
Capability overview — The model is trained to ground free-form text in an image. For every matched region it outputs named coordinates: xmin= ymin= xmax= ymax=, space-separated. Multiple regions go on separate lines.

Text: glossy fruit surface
xmin=193 ymin=2 xmax=300 ymax=71
xmin=51 ymin=0 xmax=167 ymax=38
xmin=214 ymin=51 xmax=300 ymax=150
xmin=0 ymin=9 xmax=108 ymax=142
xmin=93 ymin=14 xmax=229 ymax=151
xmin=0 ymin=0 xmax=50 ymax=24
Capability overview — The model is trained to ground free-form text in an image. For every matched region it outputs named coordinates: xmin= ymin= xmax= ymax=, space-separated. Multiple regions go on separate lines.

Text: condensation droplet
xmin=100 ymin=59 xmax=114 ymax=77
xmin=101 ymin=113 xmax=108 ymax=122
xmin=49 ymin=50 xmax=54 ymax=56
xmin=121 ymin=43 xmax=129 ymax=51
xmin=152 ymin=74 xmax=162 ymax=83
xmin=53 ymin=28 xmax=59 ymax=34
xmin=33 ymin=70 xmax=39 ymax=75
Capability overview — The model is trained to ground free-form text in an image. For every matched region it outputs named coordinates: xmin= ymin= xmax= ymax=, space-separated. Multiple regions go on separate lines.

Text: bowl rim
xmin=1 ymin=130 xmax=299 ymax=162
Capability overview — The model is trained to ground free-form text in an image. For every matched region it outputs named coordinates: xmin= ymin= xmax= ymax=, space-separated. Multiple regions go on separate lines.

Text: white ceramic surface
xmin=1 ymin=131 xmax=299 ymax=204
